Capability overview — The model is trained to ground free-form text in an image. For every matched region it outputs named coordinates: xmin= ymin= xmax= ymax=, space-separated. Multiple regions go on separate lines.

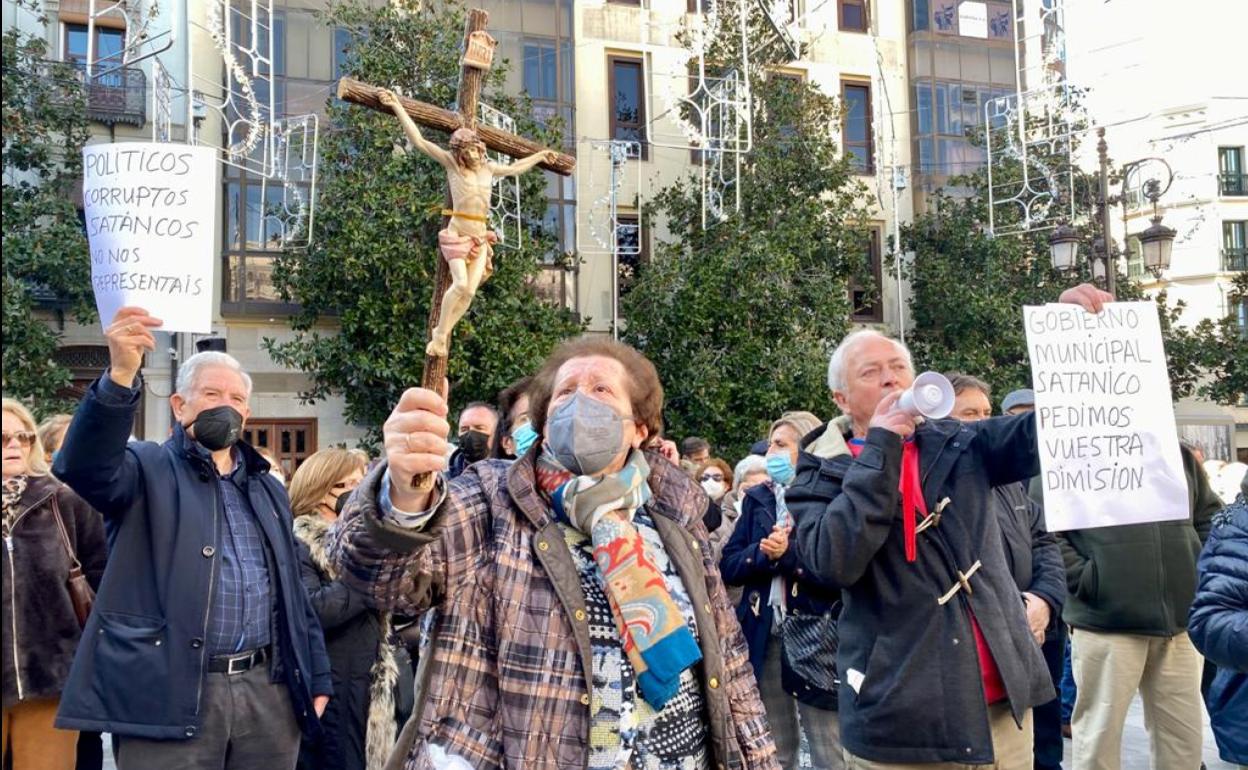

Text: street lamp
xmin=1048 ymin=225 xmax=1080 ymax=272
xmin=1047 ymin=129 xmax=1176 ymax=292
xmin=1135 ymin=179 xmax=1176 ymax=279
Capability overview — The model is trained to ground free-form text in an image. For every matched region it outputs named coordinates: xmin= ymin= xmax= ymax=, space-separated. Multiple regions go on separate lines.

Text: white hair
xmin=176 ymin=351 xmax=253 ymax=399
xmin=733 ymin=454 xmax=767 ymax=488
xmin=826 ymin=329 xmax=914 ymax=392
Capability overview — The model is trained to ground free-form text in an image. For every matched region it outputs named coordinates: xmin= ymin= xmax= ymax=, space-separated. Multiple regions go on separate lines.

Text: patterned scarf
xmin=2 ymin=475 xmax=29 ymax=537
xmin=536 ymin=448 xmax=703 ymax=710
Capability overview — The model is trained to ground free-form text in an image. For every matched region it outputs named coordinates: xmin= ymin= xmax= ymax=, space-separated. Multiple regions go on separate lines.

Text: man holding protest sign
xmin=1021 ymin=299 xmax=1224 ymax=770
xmin=51 ymin=307 xmax=332 ymax=770
xmin=786 ymin=283 xmax=1107 ymax=769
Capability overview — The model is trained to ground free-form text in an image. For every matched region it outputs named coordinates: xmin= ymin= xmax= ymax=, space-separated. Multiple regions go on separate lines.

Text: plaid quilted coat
xmin=329 ymin=452 xmax=780 ymax=770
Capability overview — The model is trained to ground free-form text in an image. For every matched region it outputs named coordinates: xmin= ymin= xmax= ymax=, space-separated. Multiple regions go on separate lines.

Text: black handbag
xmin=780 ymin=602 xmax=841 ymax=693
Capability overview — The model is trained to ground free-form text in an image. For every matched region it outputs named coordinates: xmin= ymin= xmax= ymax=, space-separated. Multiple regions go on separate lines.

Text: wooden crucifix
xmin=337 ymin=9 xmax=574 ymax=488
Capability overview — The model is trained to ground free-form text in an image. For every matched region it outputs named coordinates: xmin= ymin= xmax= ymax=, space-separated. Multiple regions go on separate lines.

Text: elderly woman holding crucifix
xmin=378 ymin=89 xmax=557 ymax=358
xmin=328 ymin=337 xmax=780 ymax=770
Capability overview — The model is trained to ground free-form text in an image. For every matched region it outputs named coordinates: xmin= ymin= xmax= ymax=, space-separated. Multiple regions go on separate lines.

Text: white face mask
xmin=701 ymin=479 xmax=726 ymax=500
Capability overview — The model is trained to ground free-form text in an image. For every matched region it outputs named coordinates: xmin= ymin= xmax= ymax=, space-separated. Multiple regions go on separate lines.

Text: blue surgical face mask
xmin=511 ymin=421 xmax=538 ymax=458
xmin=766 ymin=452 xmax=795 ymax=486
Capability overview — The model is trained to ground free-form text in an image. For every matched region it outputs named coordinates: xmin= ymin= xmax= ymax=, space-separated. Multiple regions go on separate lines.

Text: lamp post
xmin=1048 ymin=128 xmax=1176 ymax=291
xmin=1136 ymin=179 xmax=1177 ymax=279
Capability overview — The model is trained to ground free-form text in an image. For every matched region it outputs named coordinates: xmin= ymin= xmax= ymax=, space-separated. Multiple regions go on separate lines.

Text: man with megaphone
xmin=784 ymin=283 xmax=1110 ymax=770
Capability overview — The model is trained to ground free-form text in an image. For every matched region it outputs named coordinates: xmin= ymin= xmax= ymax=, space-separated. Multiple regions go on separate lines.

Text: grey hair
xmin=176 ymin=351 xmax=253 ymax=399
xmin=733 ymin=454 xmax=767 ymax=488
xmin=826 ymin=329 xmax=914 ymax=392
xmin=770 ymin=411 xmax=822 ymax=442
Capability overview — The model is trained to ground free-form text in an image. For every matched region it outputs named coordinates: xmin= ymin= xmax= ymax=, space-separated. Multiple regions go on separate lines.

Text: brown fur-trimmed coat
xmin=294 ymin=515 xmax=399 ymax=770
xmin=1 ymin=475 xmax=107 ymax=708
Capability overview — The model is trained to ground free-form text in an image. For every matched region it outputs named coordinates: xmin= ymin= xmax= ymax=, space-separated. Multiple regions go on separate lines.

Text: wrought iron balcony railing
xmin=1220 ymin=172 xmax=1248 ymax=196
xmin=70 ymin=61 xmax=147 ymax=127
xmin=1224 ymin=247 xmax=1248 ymax=272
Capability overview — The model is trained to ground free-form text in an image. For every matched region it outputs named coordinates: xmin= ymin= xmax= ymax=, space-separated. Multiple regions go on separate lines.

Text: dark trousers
xmin=1034 ymin=623 xmax=1066 ymax=770
xmin=115 ymin=664 xmax=301 ymax=770
xmin=76 ymin=730 xmax=103 ymax=770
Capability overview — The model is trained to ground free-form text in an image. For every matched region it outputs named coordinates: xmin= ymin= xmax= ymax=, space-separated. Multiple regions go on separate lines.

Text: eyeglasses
xmin=2 ymin=431 xmax=36 ymax=448
xmin=700 ymin=473 xmax=725 ymax=482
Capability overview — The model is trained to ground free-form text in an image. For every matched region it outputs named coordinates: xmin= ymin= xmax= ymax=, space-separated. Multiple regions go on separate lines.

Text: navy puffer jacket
xmin=1188 ymin=476 xmax=1248 ymax=766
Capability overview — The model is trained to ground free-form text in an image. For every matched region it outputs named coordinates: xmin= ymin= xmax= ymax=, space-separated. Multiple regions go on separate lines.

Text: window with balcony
xmin=1223 ymin=221 xmax=1247 ymax=272
xmin=64 ymin=22 xmax=124 ymax=67
xmin=839 ymin=0 xmax=868 ymax=31
xmin=849 ymin=229 xmax=884 ymax=321
xmin=1219 ymin=147 xmax=1246 ymax=196
xmin=841 ymin=81 xmax=873 ymax=174
xmin=609 ymin=56 xmax=648 ymax=160
xmin=63 ymin=22 xmax=145 ymax=126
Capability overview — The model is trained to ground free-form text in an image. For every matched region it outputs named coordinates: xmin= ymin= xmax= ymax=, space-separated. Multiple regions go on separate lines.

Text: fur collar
xmin=293 ymin=514 xmax=338 ymax=578
xmin=293 ymin=513 xmax=399 ymax=770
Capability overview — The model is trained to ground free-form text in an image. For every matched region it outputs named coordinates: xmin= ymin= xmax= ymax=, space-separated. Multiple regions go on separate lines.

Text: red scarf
xmin=849 ymin=438 xmax=925 ymax=562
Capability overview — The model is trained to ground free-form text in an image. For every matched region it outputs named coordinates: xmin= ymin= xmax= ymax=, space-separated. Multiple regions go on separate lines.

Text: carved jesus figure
xmin=379 ymin=89 xmax=557 ymax=357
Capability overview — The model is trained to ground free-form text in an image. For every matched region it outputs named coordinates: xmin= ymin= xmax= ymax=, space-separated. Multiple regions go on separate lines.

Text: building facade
xmin=4 ymin=0 xmax=370 ymax=475
xmin=8 ymin=0 xmax=1241 ymax=462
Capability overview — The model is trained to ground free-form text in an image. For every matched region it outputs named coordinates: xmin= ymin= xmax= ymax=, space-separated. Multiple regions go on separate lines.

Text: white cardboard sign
xmin=1024 ymin=301 xmax=1189 ymax=531
xmin=958 ymin=1 xmax=988 ymax=38
xmin=82 ymin=142 xmax=215 ymax=333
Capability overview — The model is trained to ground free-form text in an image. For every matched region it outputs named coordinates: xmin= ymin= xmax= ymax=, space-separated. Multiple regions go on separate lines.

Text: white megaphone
xmin=895 ymin=371 xmax=956 ymax=419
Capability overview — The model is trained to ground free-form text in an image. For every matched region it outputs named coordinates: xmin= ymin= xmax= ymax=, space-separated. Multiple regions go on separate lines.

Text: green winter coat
xmin=1058 ymin=446 xmax=1222 ymax=636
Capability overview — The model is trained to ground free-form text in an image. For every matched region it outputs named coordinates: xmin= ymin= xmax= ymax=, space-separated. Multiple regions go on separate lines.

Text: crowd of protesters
xmin=2 ymin=291 xmax=1245 ymax=770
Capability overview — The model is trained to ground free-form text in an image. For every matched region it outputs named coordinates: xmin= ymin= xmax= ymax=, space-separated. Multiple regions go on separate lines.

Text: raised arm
xmin=490 ymin=149 xmax=558 ymax=177
xmin=327 ymin=386 xmax=495 ymax=618
xmin=53 ymin=306 xmax=162 ymax=520
xmin=378 ymin=89 xmax=455 ymax=170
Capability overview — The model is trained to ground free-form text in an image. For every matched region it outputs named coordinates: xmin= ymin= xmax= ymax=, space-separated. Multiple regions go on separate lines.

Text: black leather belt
xmin=207 ymin=646 xmax=269 ymax=675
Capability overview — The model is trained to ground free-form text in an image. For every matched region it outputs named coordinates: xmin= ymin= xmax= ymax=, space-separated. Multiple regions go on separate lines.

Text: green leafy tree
xmin=899 ymin=128 xmax=1246 ymax=406
xmin=2 ymin=17 xmax=95 ymax=414
xmin=266 ymin=0 xmax=581 ymax=446
xmin=620 ymin=5 xmax=874 ymax=459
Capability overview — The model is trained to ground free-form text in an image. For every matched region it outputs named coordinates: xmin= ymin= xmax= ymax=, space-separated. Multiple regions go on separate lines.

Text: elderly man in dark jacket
xmin=788 ymin=283 xmax=1106 ymax=770
xmin=946 ymin=373 xmax=1066 ymax=770
xmin=1058 ymin=441 xmax=1221 ymax=770
xmin=1189 ymin=471 xmax=1248 ymax=768
xmin=52 ymin=307 xmax=332 ymax=770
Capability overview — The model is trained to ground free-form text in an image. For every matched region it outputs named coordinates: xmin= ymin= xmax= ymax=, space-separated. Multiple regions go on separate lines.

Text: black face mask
xmin=458 ymin=429 xmax=491 ymax=464
xmin=189 ymin=405 xmax=244 ymax=452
